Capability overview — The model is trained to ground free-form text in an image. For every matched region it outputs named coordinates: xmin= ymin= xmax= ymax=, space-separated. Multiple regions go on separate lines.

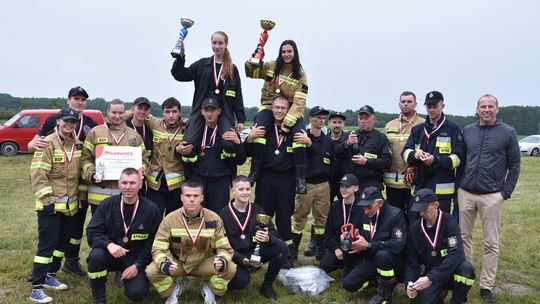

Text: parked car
xmin=0 ymin=109 xmax=104 ymax=156
xmin=519 ymin=135 xmax=540 ymax=156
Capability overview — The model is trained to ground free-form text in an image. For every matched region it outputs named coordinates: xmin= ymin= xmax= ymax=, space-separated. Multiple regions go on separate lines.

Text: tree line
xmin=1 ymin=93 xmax=539 ymax=135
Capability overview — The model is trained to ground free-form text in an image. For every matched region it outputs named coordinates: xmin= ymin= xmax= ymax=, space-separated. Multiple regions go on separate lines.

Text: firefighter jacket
xmin=353 ymin=202 xmax=407 ymax=261
xmin=404 ymin=211 xmax=466 ymax=285
xmin=151 ymin=207 xmax=233 ymax=273
xmin=30 ymin=130 xmax=82 ymax=216
xmin=401 ymin=113 xmax=463 ymax=199
xmin=181 ymin=126 xmax=246 ymax=178
xmin=245 ymin=125 xmax=296 ymax=173
xmin=81 ymin=122 xmax=149 ymax=205
xmin=245 ymin=60 xmax=308 ymax=133
xmin=171 ymin=56 xmax=245 ymax=125
xmin=335 ymin=129 xmax=392 ymax=184
xmin=142 ymin=116 xmax=187 ymax=191
xmin=86 ymin=194 xmax=161 ymax=271
xmin=328 ymin=131 xmax=348 ymax=184
xmin=126 ymin=120 xmax=154 ymax=159
xmin=218 ymin=202 xmax=279 ymax=265
xmin=306 ymin=130 xmax=333 ymax=184
xmin=323 ymin=198 xmax=364 ymax=251
xmin=383 ymin=113 xmax=425 ymax=189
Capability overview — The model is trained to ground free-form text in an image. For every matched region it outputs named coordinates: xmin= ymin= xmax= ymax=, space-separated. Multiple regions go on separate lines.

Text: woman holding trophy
xmin=171 ymin=26 xmax=246 ymax=155
xmin=245 ymin=27 xmax=309 ymax=194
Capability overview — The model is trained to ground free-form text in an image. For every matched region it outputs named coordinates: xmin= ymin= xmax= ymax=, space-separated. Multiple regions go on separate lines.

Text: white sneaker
xmin=201 ymin=283 xmax=216 ymax=304
xmin=165 ymin=281 xmax=181 ymax=304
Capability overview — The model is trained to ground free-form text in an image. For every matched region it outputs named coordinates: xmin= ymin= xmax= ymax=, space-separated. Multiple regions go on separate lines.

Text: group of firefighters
xmin=25 ymin=34 xmax=520 ymax=304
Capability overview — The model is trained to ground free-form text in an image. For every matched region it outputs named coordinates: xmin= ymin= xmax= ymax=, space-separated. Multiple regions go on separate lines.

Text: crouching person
xmin=146 ymin=180 xmax=236 ymax=304
xmin=86 ymin=168 xmax=161 ymax=303
xmin=219 ymin=176 xmax=289 ymax=300
xmin=405 ymin=189 xmax=475 ymax=304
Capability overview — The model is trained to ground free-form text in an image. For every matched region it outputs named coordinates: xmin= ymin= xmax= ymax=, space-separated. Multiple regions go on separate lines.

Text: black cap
xmin=339 ymin=174 xmax=359 ymax=187
xmin=309 ymin=106 xmax=329 ymax=117
xmin=201 ymin=97 xmax=220 ymax=109
xmin=410 ymin=188 xmax=438 ymax=212
xmin=424 ymin=91 xmax=444 ymax=105
xmin=329 ymin=111 xmax=346 ymax=121
xmin=133 ymin=97 xmax=151 ymax=107
xmin=358 ymin=105 xmax=375 ymax=116
xmin=58 ymin=108 xmax=79 ymax=121
xmin=356 ymin=186 xmax=383 ymax=206
xmin=68 ymin=86 xmax=89 ymax=98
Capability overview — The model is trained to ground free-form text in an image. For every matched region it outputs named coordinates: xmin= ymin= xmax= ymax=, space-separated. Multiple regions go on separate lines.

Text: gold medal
xmin=431 ymin=250 xmax=437 ymax=257
xmin=274 ymin=150 xmax=279 ymax=155
xmin=123 ymin=236 xmax=129 ymax=243
xmin=215 ymin=89 xmax=220 ymax=94
xmin=275 ymin=88 xmax=280 ymax=94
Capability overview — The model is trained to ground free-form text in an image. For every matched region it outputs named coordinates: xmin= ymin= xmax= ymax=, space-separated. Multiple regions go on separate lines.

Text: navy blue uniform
xmin=404 ymin=211 xmax=475 ymax=303
xmin=328 ymin=132 xmax=347 ymax=202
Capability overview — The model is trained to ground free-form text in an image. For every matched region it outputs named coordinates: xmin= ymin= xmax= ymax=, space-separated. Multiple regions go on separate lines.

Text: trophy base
xmin=250 ymin=255 xmax=261 ymax=263
xmin=249 ymin=57 xmax=262 ymax=67
xmin=171 ymin=48 xmax=184 ymax=59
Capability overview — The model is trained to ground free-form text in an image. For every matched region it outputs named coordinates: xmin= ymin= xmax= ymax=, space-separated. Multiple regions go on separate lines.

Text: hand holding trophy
xmin=250 ymin=20 xmax=276 ymax=66
xmin=250 ymin=213 xmax=272 ymax=266
xmin=171 ymin=17 xmax=195 ymax=58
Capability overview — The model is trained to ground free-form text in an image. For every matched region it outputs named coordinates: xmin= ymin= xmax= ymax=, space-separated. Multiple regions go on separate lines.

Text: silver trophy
xmin=171 ymin=18 xmax=195 ymax=58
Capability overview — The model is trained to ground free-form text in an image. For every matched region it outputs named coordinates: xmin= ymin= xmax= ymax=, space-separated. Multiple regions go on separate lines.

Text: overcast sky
xmin=1 ymin=0 xmax=539 ymax=116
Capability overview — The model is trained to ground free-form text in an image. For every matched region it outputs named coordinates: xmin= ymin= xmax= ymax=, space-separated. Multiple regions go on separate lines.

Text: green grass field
xmin=0 ymin=155 xmax=538 ymax=303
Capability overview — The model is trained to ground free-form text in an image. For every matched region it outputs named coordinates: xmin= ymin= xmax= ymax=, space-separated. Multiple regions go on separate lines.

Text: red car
xmin=0 ymin=109 xmax=104 ymax=156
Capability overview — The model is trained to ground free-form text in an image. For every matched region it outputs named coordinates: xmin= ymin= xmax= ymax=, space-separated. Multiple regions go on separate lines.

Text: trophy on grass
xmin=249 ymin=20 xmax=276 ymax=66
xmin=171 ymin=17 xmax=195 ymax=58
xmin=250 ymin=213 xmax=272 ymax=265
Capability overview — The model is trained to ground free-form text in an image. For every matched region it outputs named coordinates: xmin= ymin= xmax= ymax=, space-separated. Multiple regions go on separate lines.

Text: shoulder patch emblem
xmin=129 ymin=139 xmax=137 ymax=147
xmin=394 ymin=228 xmax=404 ymax=239
xmin=448 ymin=236 xmax=457 ymax=248
xmin=33 ymin=151 xmax=44 ymax=158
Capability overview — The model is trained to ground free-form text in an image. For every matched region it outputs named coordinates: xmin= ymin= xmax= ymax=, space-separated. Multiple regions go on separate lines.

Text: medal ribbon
xmin=181 ymin=212 xmax=205 ymax=245
xmin=228 ymin=201 xmax=252 ymax=234
xmin=423 ymin=116 xmax=446 ymax=141
xmin=201 ymin=125 xmax=218 ymax=152
xmin=275 ymin=72 xmax=292 ymax=91
xmin=341 ymin=199 xmax=355 ymax=225
xmin=369 ymin=210 xmax=380 ymax=240
xmin=55 ymin=127 xmax=76 ymax=163
xmin=120 ymin=196 xmax=140 ymax=239
xmin=132 ymin=119 xmax=146 ymax=141
xmin=274 ymin=124 xmax=284 ymax=151
xmin=75 ymin=115 xmax=84 ymax=139
xmin=399 ymin=113 xmax=413 ymax=135
xmin=163 ymin=123 xmax=182 ymax=145
xmin=420 ymin=209 xmax=443 ymax=250
xmin=213 ymin=56 xmax=223 ymax=91
xmin=106 ymin=124 xmax=127 ymax=145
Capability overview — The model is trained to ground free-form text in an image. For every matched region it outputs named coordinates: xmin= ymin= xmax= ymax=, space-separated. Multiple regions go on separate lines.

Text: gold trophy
xmin=249 ymin=20 xmax=276 ymax=66
xmin=171 ymin=18 xmax=195 ymax=58
xmin=250 ymin=213 xmax=272 ymax=264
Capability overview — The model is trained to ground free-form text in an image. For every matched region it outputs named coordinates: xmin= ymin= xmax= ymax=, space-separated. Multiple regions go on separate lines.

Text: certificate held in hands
xmin=95 ymin=146 xmax=143 ymax=180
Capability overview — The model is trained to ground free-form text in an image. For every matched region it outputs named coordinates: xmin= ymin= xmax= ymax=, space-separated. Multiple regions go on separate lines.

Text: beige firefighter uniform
xmin=81 ymin=122 xmax=149 ymax=205
xmin=245 ymin=60 xmax=308 ymax=133
xmin=147 ymin=207 xmax=236 ymax=297
xmin=31 ymin=132 xmax=82 ymax=215
xmin=383 ymin=113 xmax=425 ymax=189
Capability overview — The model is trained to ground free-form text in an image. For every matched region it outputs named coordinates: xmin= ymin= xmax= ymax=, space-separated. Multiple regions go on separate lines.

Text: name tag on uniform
xmin=364 ymin=152 xmax=378 ymax=159
xmin=96 ymin=137 xmax=108 ymax=144
xmin=439 ymin=147 xmax=451 ymax=154
xmin=131 ymin=233 xmax=149 ymax=241
xmin=53 ymin=156 xmax=65 ymax=163
xmin=363 ymin=224 xmax=370 ymax=231
xmin=34 ymin=151 xmax=44 ymax=158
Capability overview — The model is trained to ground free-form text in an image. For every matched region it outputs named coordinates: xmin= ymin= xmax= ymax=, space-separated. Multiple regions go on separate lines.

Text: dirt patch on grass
xmin=498 ymin=283 xmax=534 ymax=294
xmin=0 ymin=288 xmax=9 ymax=299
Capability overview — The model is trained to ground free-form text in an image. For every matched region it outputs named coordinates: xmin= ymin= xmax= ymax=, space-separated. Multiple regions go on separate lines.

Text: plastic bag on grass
xmin=277 ymin=266 xmax=334 ymax=296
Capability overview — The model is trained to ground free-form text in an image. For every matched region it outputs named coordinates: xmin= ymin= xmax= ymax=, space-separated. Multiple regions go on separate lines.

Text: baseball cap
xmin=358 ymin=105 xmax=375 ymax=116
xmin=68 ymin=86 xmax=89 ymax=98
xmin=356 ymin=186 xmax=383 ymax=206
xmin=410 ymin=188 xmax=438 ymax=212
xmin=133 ymin=97 xmax=151 ymax=107
xmin=339 ymin=174 xmax=359 ymax=187
xmin=201 ymin=97 xmax=220 ymax=109
xmin=424 ymin=91 xmax=444 ymax=105
xmin=309 ymin=106 xmax=329 ymax=117
xmin=329 ymin=111 xmax=346 ymax=121
xmin=58 ymin=108 xmax=79 ymax=121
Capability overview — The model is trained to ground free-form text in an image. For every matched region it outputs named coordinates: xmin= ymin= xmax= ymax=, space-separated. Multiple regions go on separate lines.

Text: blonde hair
xmin=212 ymin=31 xmax=234 ymax=80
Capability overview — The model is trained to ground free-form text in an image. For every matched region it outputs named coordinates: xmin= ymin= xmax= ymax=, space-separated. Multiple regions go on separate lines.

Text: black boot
xmin=91 ymin=286 xmax=107 ymax=304
xmin=260 ymin=283 xmax=278 ymax=301
xmin=62 ymin=257 xmax=86 ymax=277
xmin=296 ymin=177 xmax=307 ymax=194
xmin=365 ymin=280 xmax=396 ymax=304
xmin=290 ymin=233 xmax=302 ymax=261
xmin=248 ymin=139 xmax=266 ymax=185
xmin=303 ymin=225 xmax=316 ymax=256
xmin=314 ymin=234 xmax=326 ymax=261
